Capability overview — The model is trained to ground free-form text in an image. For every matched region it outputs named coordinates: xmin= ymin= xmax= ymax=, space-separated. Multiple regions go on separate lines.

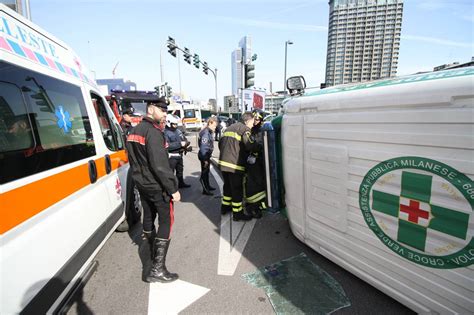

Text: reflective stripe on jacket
xmin=218 ymin=121 xmax=261 ymax=173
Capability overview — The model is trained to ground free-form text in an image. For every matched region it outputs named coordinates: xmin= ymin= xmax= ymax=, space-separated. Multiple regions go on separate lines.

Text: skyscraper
xmin=325 ymin=0 xmax=403 ymax=86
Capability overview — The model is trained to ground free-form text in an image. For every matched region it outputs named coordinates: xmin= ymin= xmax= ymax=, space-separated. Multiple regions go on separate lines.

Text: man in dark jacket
xmin=218 ymin=112 xmax=261 ymax=221
xmin=198 ymin=116 xmax=218 ymax=195
xmin=120 ymin=106 xmax=135 ymax=137
xmin=164 ymin=114 xmax=191 ymax=188
xmin=126 ymin=97 xmax=181 ymax=283
xmin=245 ymin=109 xmax=267 ymax=218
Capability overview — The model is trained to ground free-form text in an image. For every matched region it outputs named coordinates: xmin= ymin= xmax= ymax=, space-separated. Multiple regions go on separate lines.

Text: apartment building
xmin=325 ymin=0 xmax=403 ymax=86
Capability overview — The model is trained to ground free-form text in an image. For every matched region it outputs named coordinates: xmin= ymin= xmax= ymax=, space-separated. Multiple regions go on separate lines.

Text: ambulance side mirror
xmin=287 ymin=76 xmax=306 ymax=96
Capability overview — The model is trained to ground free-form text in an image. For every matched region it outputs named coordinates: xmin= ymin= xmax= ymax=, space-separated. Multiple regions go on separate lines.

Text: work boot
xmin=221 ymin=205 xmax=232 ymax=215
xmin=233 ymin=211 xmax=253 ymax=222
xmin=247 ymin=204 xmax=262 ymax=219
xmin=200 ymin=178 xmax=213 ymax=195
xmin=146 ymin=238 xmax=179 ymax=283
xmin=141 ymin=231 xmax=155 ymax=260
xmin=178 ymin=177 xmax=191 ymax=188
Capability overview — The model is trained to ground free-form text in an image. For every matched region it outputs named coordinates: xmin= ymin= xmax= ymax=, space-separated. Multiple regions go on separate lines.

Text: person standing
xmin=245 ymin=109 xmax=267 ymax=218
xmin=164 ymin=114 xmax=191 ymax=188
xmin=198 ymin=116 xmax=218 ymax=195
xmin=120 ymin=106 xmax=135 ymax=137
xmin=116 ymin=106 xmax=136 ymax=233
xmin=126 ymin=97 xmax=181 ymax=283
xmin=218 ymin=112 xmax=261 ymax=221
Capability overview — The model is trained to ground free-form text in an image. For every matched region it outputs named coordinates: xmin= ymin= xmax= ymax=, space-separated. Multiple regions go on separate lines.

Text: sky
xmin=28 ymin=0 xmax=474 ymax=108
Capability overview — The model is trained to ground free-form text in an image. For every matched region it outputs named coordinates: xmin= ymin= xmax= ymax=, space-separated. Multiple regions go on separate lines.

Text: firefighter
xmin=218 ymin=112 xmax=261 ymax=221
xmin=198 ymin=116 xmax=218 ymax=195
xmin=245 ymin=109 xmax=267 ymax=218
xmin=164 ymin=114 xmax=191 ymax=188
xmin=126 ymin=97 xmax=180 ymax=283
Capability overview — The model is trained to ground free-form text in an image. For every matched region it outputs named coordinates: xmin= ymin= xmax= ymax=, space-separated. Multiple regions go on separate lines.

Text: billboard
xmin=242 ymin=89 xmax=266 ymax=112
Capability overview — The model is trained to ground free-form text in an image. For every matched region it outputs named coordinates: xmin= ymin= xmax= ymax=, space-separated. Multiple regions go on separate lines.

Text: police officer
xmin=245 ymin=109 xmax=267 ymax=218
xmin=120 ymin=106 xmax=135 ymax=137
xmin=126 ymin=97 xmax=181 ymax=283
xmin=218 ymin=112 xmax=261 ymax=221
xmin=198 ymin=116 xmax=218 ymax=195
xmin=164 ymin=114 xmax=191 ymax=188
xmin=116 ymin=106 xmax=137 ymax=233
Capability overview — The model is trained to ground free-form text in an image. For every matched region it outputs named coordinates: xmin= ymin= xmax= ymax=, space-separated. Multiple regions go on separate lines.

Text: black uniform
xmin=164 ymin=126 xmax=189 ymax=188
xmin=245 ymin=124 xmax=267 ymax=215
xmin=198 ymin=126 xmax=214 ymax=194
xmin=120 ymin=119 xmax=133 ymax=137
xmin=126 ymin=116 xmax=178 ymax=239
xmin=218 ymin=121 xmax=260 ymax=219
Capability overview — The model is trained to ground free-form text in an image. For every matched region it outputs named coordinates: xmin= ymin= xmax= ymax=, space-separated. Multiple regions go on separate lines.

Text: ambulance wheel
xmin=126 ymin=175 xmax=142 ymax=226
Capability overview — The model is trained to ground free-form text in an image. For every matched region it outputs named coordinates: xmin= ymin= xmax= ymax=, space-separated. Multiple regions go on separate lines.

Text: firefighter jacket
xmin=198 ymin=127 xmax=214 ymax=161
xmin=218 ymin=121 xmax=261 ymax=173
xmin=164 ymin=126 xmax=186 ymax=155
xmin=126 ymin=117 xmax=178 ymax=195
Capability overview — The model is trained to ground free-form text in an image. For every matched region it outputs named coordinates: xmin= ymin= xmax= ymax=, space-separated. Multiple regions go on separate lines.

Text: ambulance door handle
xmin=88 ymin=160 xmax=98 ymax=184
xmin=104 ymin=154 xmax=112 ymax=174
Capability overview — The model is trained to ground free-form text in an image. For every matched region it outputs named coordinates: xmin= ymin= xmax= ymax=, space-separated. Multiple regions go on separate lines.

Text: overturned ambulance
xmin=281 ymin=67 xmax=473 ymax=314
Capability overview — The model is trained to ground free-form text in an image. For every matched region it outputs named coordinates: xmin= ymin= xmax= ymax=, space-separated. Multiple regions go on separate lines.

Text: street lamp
xmin=284 ymin=40 xmax=293 ymax=94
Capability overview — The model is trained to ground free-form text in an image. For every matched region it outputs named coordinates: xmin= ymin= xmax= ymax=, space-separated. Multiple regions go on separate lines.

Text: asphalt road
xmin=65 ymin=136 xmax=414 ymax=315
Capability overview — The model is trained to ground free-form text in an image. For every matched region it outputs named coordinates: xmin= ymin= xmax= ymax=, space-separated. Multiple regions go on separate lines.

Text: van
xmin=282 ymin=68 xmax=473 ymax=314
xmin=0 ymin=4 xmax=139 ymax=313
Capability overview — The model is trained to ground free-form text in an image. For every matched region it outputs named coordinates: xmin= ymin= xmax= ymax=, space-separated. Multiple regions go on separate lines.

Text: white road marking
xmin=210 ymin=164 xmax=257 ymax=276
xmin=148 ymin=280 xmax=210 ymax=315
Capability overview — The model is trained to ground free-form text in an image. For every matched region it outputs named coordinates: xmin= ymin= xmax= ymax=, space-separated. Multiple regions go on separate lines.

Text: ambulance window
xmin=91 ymin=93 xmax=123 ymax=151
xmin=0 ymin=82 xmax=35 ymax=153
xmin=0 ymin=61 xmax=96 ymax=184
xmin=184 ymin=109 xmax=195 ymax=118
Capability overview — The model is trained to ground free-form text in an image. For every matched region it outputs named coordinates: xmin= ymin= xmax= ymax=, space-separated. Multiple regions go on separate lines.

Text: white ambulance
xmin=282 ymin=68 xmax=473 ymax=314
xmin=0 ymin=4 xmax=140 ymax=313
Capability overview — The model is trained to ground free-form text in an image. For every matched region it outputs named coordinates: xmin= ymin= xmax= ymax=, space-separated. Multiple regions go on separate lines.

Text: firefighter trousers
xmin=221 ymin=171 xmax=244 ymax=213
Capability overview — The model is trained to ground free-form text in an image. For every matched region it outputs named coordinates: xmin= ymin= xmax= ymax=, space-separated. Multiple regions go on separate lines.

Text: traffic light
xmin=167 ymin=85 xmax=172 ymax=97
xmin=203 ymin=62 xmax=209 ymax=75
xmin=183 ymin=48 xmax=191 ymax=64
xmin=167 ymin=36 xmax=177 ymax=58
xmin=193 ymin=54 xmax=200 ymax=68
xmin=244 ymin=64 xmax=255 ymax=88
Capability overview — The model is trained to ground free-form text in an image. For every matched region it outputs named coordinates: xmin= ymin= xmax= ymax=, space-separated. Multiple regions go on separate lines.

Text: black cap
xmin=122 ymin=107 xmax=135 ymax=116
xmin=147 ymin=96 xmax=168 ymax=110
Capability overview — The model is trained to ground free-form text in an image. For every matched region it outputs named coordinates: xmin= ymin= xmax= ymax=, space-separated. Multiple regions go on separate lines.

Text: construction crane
xmin=112 ymin=61 xmax=119 ymax=78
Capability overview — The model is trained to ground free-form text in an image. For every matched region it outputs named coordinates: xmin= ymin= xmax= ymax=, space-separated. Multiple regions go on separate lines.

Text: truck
xmin=281 ymin=68 xmax=474 ymax=314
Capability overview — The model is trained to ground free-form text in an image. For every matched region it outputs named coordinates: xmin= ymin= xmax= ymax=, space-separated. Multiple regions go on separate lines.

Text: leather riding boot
xmin=178 ymin=177 xmax=191 ymax=188
xmin=142 ymin=231 xmax=155 ymax=260
xmin=146 ymin=238 xmax=179 ymax=283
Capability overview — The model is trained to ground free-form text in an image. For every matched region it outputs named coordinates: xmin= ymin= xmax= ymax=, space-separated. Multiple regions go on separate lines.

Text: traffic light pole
xmin=166 ymin=37 xmax=217 ymax=107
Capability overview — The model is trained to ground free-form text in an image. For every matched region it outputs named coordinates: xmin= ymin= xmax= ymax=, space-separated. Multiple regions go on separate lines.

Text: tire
xmin=126 ymin=171 xmax=142 ymax=226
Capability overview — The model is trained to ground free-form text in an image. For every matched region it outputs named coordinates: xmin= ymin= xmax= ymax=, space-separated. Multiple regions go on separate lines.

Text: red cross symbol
xmin=115 ymin=178 xmax=121 ymax=196
xmin=400 ymin=199 xmax=429 ymax=224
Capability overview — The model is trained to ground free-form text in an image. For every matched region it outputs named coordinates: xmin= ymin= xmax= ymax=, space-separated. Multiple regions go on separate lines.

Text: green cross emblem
xmin=359 ymin=157 xmax=473 ymax=269
xmin=372 ymin=171 xmax=469 ymax=251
